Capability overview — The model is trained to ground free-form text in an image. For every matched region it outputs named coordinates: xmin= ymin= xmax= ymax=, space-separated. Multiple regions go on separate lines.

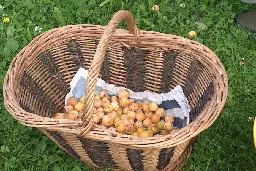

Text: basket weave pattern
xmin=3 ymin=10 xmax=228 ymax=171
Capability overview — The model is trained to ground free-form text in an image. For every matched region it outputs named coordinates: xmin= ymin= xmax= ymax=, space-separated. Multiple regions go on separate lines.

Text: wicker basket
xmin=3 ymin=10 xmax=228 ymax=171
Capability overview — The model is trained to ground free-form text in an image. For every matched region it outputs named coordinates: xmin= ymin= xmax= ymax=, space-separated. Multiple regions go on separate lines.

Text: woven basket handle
xmin=79 ymin=10 xmax=140 ymax=136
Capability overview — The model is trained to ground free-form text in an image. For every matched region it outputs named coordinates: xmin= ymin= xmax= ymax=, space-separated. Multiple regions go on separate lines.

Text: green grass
xmin=1 ymin=0 xmax=256 ymax=170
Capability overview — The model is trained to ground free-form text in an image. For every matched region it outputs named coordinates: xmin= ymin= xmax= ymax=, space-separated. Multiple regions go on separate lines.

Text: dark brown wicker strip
xmin=38 ymin=49 xmax=69 ymax=107
xmin=160 ymin=50 xmax=179 ymax=93
xmin=189 ymin=81 xmax=214 ymax=122
xmin=20 ymin=72 xmax=58 ymax=117
xmin=79 ymin=137 xmax=116 ymax=169
xmin=48 ymin=131 xmax=80 ymax=160
xmin=39 ymin=50 xmax=58 ymax=74
xmin=156 ymin=147 xmax=175 ymax=170
xmin=123 ymin=47 xmax=148 ymax=92
xmin=19 ymin=101 xmax=33 ymax=113
xmin=100 ymin=52 xmax=111 ymax=83
xmin=126 ymin=148 xmax=144 ymax=171
xmin=183 ymin=60 xmax=203 ymax=98
xmin=66 ymin=39 xmax=84 ymax=68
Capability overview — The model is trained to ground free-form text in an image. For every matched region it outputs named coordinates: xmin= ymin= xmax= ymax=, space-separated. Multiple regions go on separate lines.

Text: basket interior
xmin=18 ymin=30 xmax=214 ymax=125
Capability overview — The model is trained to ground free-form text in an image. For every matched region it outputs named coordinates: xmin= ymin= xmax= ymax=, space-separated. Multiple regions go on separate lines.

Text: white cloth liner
xmin=65 ymin=67 xmax=190 ymax=127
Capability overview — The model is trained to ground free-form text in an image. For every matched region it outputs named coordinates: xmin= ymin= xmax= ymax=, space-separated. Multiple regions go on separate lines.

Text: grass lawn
xmin=1 ymin=0 xmax=256 ymax=170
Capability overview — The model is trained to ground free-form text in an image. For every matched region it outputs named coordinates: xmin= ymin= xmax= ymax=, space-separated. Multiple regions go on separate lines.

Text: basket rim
xmin=3 ymin=23 xmax=228 ymax=148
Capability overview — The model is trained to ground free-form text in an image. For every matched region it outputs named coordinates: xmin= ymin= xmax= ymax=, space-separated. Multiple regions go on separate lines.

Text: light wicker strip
xmin=169 ymin=139 xmax=190 ymax=166
xmin=141 ymin=149 xmax=160 ymax=171
xmin=108 ymin=144 xmax=133 ymax=171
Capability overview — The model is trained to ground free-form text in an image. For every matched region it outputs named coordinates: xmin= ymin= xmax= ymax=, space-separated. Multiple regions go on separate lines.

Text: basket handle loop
xmin=78 ymin=10 xmax=140 ymax=136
